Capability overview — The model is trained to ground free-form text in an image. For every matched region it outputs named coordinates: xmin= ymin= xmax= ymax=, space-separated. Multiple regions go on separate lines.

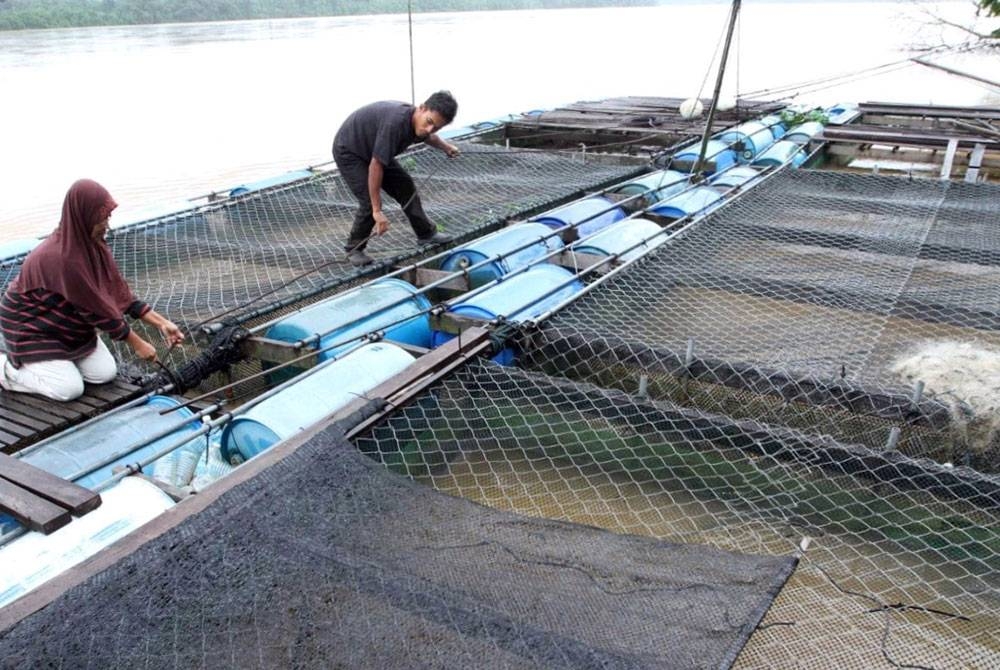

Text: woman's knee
xmin=44 ymin=375 xmax=86 ymax=402
xmin=78 ymin=340 xmax=118 ymax=384
xmin=83 ymin=363 xmax=117 ymax=385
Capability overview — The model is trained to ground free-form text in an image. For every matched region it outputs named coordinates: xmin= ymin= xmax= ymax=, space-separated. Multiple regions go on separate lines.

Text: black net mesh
xmin=357 ymin=360 xmax=1000 ymax=670
xmin=0 ymin=415 xmax=796 ymax=670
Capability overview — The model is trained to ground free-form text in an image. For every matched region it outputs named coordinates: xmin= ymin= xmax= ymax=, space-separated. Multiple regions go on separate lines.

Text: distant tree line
xmin=983 ymin=0 xmax=1000 ymax=37
xmin=0 ymin=0 xmax=658 ymax=30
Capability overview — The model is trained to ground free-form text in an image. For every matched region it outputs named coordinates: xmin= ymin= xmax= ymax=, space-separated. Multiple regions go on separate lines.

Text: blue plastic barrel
xmin=264 ymin=278 xmax=432 ymax=364
xmin=532 ymin=196 xmax=626 ymax=239
xmin=229 ymin=169 xmax=314 ymax=197
xmin=609 ymin=170 xmax=688 ymax=204
xmin=752 ymin=140 xmax=807 ymax=168
xmin=571 ymin=218 xmax=666 ymax=263
xmin=650 ymin=187 xmax=724 ymax=220
xmin=710 ymin=166 xmax=762 ymax=190
xmin=220 ymin=342 xmax=414 ymax=464
xmin=672 ymin=140 xmax=738 ymax=174
xmin=718 ymin=121 xmax=775 ymax=162
xmin=438 ymin=223 xmax=563 ymax=289
xmin=18 ymin=396 xmax=203 ymax=490
xmin=784 ymin=121 xmax=824 ymax=144
xmin=432 ymin=264 xmax=585 ymax=356
xmin=0 ymin=477 xmax=176 ymax=609
xmin=758 ymin=115 xmax=786 ymax=140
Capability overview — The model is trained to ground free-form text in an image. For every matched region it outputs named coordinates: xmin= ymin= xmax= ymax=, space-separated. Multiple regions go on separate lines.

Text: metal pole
xmin=409 ymin=0 xmax=416 ymax=105
xmin=692 ymin=0 xmax=742 ymax=179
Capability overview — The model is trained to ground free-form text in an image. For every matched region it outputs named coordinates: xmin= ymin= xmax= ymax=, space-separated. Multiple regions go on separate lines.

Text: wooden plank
xmin=820 ymin=126 xmax=1000 ymax=151
xmin=966 ymin=143 xmax=986 ymax=183
xmin=5 ymin=393 xmax=86 ymax=420
xmin=859 ymin=101 xmax=1000 ymax=121
xmin=0 ymin=452 xmax=102 ymax=515
xmin=109 ymin=379 xmax=141 ymax=394
xmin=0 ymin=394 xmax=75 ymax=425
xmin=83 ymin=384 xmax=128 ymax=403
xmin=0 ymin=417 xmax=34 ymax=438
xmin=0 ymin=477 xmax=71 ymax=534
xmin=0 ymin=428 xmax=21 ymax=446
xmin=940 ymin=138 xmax=959 ymax=180
xmin=0 ymin=405 xmax=50 ymax=433
xmin=824 ymin=143 xmax=1000 ymax=170
xmin=71 ymin=394 xmax=106 ymax=410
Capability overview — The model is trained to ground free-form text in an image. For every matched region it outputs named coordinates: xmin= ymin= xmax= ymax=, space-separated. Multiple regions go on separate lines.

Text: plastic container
xmin=717 ymin=121 xmax=775 ymax=162
xmin=672 ymin=140 xmax=738 ymax=174
xmin=438 ymin=223 xmax=563 ymax=288
xmin=18 ymin=395 xmax=204 ymax=491
xmin=229 ymin=169 xmax=313 ymax=197
xmin=0 ymin=477 xmax=175 ymax=609
xmin=784 ymin=121 xmax=824 ymax=144
xmin=571 ymin=218 xmax=666 ymax=262
xmin=710 ymin=166 xmax=762 ymax=190
xmin=758 ymin=114 xmax=786 ymax=140
xmin=531 ymin=196 xmax=626 ymax=240
xmin=432 ymin=264 xmax=585 ymax=364
xmin=609 ymin=170 xmax=688 ymax=204
xmin=650 ymin=187 xmax=724 ymax=220
xmin=752 ymin=140 xmax=807 ymax=168
xmin=434 ymin=263 xmax=584 ymax=328
xmin=220 ymin=342 xmax=415 ymax=465
xmin=264 ymin=278 xmax=432 ymax=364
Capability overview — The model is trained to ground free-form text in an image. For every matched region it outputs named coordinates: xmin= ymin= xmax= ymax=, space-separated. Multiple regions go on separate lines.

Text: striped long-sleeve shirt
xmin=0 ymin=288 xmax=149 ymax=366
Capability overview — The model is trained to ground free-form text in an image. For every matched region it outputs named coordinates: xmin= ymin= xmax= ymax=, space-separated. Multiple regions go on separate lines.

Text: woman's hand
xmin=158 ymin=320 xmax=185 ymax=347
xmin=128 ymin=333 xmax=158 ymax=362
xmin=140 ymin=309 xmax=185 ymax=348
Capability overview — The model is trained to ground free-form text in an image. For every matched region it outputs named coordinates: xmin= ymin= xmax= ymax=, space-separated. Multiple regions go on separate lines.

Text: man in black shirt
xmin=332 ymin=90 xmax=460 ymax=267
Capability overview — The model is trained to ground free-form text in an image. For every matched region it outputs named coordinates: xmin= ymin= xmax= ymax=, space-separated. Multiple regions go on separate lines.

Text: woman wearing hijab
xmin=0 ymin=179 xmax=184 ymax=401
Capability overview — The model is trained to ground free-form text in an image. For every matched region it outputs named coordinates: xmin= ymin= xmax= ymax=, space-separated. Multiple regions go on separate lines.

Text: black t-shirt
xmin=333 ymin=101 xmax=417 ymax=165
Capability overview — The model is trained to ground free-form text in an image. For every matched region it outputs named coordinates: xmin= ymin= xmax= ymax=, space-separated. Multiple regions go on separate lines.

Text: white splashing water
xmin=891 ymin=341 xmax=1000 ymax=458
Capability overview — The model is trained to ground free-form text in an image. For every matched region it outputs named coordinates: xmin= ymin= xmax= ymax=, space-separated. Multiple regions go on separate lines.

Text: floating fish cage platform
xmin=1 ymin=96 xmax=999 ymax=669
xmin=473 ymin=95 xmax=784 ymax=154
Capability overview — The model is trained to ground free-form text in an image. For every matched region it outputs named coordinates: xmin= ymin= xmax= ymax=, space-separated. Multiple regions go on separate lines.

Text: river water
xmin=1 ymin=1 xmax=995 ymax=241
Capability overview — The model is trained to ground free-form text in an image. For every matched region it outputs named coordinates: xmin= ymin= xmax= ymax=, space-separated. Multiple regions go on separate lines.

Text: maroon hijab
xmin=11 ymin=179 xmax=135 ymax=321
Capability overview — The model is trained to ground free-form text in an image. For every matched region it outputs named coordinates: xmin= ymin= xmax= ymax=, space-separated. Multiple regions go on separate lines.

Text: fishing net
xmin=3 ymin=145 xmax=999 ymax=669
xmin=0 ymin=414 xmax=798 ymax=670
xmin=0 ymin=141 xmax=644 ymax=367
xmin=349 ymin=170 xmax=1000 ymax=669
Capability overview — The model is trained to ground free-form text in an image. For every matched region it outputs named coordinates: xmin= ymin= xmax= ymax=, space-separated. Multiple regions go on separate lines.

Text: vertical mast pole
xmin=692 ymin=0 xmax=742 ymax=178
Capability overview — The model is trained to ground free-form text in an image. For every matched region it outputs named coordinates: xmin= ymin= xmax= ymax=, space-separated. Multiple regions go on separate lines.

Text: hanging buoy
xmin=679 ymin=98 xmax=704 ymax=120
xmin=716 ymin=98 xmax=736 ymax=112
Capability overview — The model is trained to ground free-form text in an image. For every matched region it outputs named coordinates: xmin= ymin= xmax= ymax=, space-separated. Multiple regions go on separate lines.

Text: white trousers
xmin=1 ymin=338 xmax=118 ymax=401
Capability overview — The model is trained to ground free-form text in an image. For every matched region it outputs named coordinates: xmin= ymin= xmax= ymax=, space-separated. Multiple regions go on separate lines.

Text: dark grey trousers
xmin=333 ymin=149 xmax=435 ymax=251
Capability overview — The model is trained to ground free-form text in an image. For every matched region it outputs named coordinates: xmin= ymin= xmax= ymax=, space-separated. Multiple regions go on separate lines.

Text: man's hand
xmin=373 ymin=210 xmax=390 ymax=236
xmin=444 ymin=142 xmax=460 ymax=158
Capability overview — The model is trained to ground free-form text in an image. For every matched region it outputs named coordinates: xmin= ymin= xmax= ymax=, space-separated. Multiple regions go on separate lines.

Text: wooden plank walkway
xmin=505 ymin=96 xmax=784 ymax=151
xmin=0 ymin=453 xmax=102 ymax=533
xmin=0 ymin=380 xmax=143 ymax=456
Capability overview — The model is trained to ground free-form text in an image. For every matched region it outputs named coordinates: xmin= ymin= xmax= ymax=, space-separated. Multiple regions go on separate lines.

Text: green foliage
xmin=978 ymin=0 xmax=1000 ymax=37
xmin=0 ymin=0 xmax=657 ymax=31
xmin=779 ymin=108 xmax=829 ymax=128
